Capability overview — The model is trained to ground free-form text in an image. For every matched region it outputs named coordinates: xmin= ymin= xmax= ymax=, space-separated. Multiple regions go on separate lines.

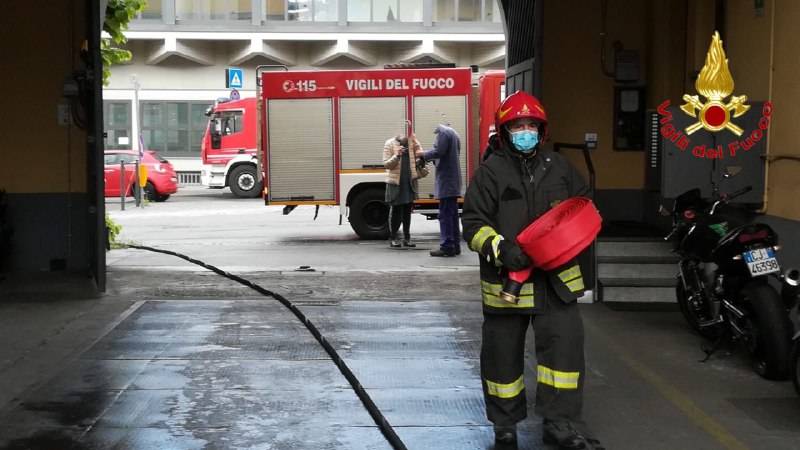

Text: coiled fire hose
xmin=125 ymin=244 xmax=408 ymax=450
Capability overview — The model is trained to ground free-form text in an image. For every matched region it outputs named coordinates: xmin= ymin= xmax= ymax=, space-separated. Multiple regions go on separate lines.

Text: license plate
xmin=743 ymin=248 xmax=780 ymax=277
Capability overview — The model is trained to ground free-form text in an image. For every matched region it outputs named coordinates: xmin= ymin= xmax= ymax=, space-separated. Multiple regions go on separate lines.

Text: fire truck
xmin=201 ymin=97 xmax=261 ymax=198
xmin=203 ymin=67 xmax=504 ymax=239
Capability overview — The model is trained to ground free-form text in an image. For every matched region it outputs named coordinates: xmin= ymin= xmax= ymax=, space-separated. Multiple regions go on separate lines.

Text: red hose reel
xmin=517 ymin=197 xmax=602 ymax=270
xmin=500 ymin=197 xmax=602 ymax=303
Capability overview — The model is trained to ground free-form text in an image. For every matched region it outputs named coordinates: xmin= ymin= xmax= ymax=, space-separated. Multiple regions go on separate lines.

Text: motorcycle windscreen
xmin=340 ymin=97 xmax=407 ymax=170
xmin=267 ymin=98 xmax=335 ymax=202
xmin=413 ymin=95 xmax=468 ymax=199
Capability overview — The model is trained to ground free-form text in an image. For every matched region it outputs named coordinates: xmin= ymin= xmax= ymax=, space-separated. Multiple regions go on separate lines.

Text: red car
xmin=103 ymin=150 xmax=178 ymax=202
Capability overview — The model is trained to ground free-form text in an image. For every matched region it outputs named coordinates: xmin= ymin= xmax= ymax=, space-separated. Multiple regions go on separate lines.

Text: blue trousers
xmin=438 ymin=196 xmax=460 ymax=252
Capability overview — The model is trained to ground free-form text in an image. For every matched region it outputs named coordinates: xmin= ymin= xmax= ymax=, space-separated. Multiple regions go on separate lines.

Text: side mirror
xmin=211 ymin=131 xmax=221 ymax=150
xmin=658 ymin=204 xmax=671 ymax=217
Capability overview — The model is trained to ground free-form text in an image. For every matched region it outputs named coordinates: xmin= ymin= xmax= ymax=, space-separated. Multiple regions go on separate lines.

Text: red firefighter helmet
xmin=495 ymin=91 xmax=548 ymax=141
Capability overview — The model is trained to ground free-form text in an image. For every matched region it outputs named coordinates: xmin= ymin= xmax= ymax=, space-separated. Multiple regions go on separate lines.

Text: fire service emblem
xmin=657 ymin=31 xmax=772 ymax=160
xmin=680 ymin=31 xmax=749 ymax=136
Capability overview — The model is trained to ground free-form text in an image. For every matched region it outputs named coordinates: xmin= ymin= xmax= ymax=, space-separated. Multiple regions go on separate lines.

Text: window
xmin=484 ymin=0 xmax=501 ymax=22
xmin=314 ymin=0 xmax=338 ymax=21
xmin=347 ymin=0 xmax=370 ymax=21
xmin=103 ymin=101 xmax=131 ymax=150
xmin=434 ymin=0 xmax=455 ymax=21
xmin=288 ymin=0 xmax=312 ymax=21
xmin=400 ymin=0 xmax=423 ymax=22
xmin=434 ymin=0 xmax=498 ymax=22
xmin=138 ymin=0 xmax=162 ymax=19
xmin=349 ymin=0 xmax=420 ymax=22
xmin=217 ymin=111 xmax=244 ymax=135
xmin=117 ymin=153 xmax=138 ymax=164
xmin=264 ymin=0 xmax=337 ymax=22
xmin=103 ymin=154 xmax=120 ymax=166
xmin=176 ymin=0 xmax=252 ymax=21
xmin=142 ymin=101 xmax=212 ymax=157
xmin=372 ymin=0 xmax=398 ymax=21
xmin=458 ymin=0 xmax=480 ymax=21
xmin=265 ymin=0 xmax=287 ymax=20
xmin=167 ymin=102 xmax=190 ymax=154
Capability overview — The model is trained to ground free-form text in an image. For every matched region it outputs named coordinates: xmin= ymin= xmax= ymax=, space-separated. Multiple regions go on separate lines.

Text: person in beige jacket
xmin=382 ymin=132 xmax=428 ymax=248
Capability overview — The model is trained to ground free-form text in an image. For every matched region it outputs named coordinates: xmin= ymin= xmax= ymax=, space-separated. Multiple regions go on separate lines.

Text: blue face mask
xmin=510 ymin=130 xmax=539 ymax=153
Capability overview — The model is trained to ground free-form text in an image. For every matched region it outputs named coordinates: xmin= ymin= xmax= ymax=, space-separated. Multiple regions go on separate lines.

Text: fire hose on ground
xmin=125 ymin=243 xmax=408 ymax=450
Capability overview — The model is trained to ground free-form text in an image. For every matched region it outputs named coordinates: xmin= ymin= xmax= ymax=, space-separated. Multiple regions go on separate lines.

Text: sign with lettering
xmin=261 ymin=68 xmax=472 ymax=99
xmin=657 ymin=32 xmax=772 ymax=160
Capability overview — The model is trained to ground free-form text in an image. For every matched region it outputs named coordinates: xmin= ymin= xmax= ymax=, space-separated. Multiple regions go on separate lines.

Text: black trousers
xmin=480 ymin=287 xmax=585 ymax=426
xmin=389 ymin=203 xmax=412 ymax=240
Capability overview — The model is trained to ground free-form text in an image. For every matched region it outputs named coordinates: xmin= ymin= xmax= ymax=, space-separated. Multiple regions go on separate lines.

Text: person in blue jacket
xmin=421 ymin=124 xmax=462 ymax=257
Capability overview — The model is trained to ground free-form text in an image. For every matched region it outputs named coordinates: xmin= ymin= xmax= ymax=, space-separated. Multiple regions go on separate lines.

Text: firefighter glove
xmin=497 ymin=239 xmax=531 ymax=271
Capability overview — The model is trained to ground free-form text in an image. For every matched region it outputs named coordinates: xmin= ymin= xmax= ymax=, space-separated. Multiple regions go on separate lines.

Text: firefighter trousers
xmin=480 ymin=290 xmax=585 ymax=426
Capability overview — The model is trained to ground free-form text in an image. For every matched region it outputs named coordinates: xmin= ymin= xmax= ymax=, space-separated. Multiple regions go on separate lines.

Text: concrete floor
xmin=1 ymin=187 xmax=798 ymax=449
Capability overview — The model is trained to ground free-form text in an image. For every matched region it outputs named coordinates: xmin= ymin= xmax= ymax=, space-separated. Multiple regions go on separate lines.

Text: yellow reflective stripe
xmin=481 ymin=280 xmax=533 ymax=296
xmin=470 ymin=226 xmax=497 ymax=252
xmin=566 ymin=278 xmax=585 ymax=292
xmin=537 ymin=365 xmax=580 ymax=389
xmin=558 ymin=265 xmax=582 ymax=283
xmin=485 ymin=374 xmax=525 ymax=399
xmin=481 ymin=281 xmax=534 ymax=308
xmin=490 ymin=235 xmax=503 ymax=267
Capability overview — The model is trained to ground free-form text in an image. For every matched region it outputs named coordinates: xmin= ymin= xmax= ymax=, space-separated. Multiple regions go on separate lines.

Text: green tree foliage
xmin=102 ymin=0 xmax=147 ymax=85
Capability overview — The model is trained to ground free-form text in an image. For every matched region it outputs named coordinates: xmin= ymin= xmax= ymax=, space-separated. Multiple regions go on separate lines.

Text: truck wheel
xmin=229 ymin=165 xmax=260 ymax=198
xmin=349 ymin=188 xmax=390 ymax=240
xmin=742 ymin=282 xmax=792 ymax=380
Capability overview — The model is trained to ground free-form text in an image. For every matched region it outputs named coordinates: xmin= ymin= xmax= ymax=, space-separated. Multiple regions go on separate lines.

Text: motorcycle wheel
xmin=741 ymin=282 xmax=791 ymax=380
xmin=676 ymin=276 xmax=722 ymax=340
xmin=792 ymin=341 xmax=800 ymax=396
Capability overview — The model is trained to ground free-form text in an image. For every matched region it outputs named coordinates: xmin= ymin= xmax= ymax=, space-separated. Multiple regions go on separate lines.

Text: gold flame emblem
xmin=681 ymin=31 xmax=749 ymax=136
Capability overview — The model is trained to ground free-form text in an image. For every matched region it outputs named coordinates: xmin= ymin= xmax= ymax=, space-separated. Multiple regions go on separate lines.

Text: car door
xmin=104 ymin=154 xmax=121 ymax=196
xmin=116 ymin=153 xmax=138 ymax=195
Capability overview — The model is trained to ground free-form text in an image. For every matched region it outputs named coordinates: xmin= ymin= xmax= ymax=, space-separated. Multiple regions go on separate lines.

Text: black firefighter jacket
xmin=462 ymin=143 xmax=590 ymax=314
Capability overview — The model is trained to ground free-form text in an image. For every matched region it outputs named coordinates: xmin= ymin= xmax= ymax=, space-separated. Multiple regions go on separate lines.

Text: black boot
xmin=542 ymin=420 xmax=604 ymax=450
xmin=430 ymin=248 xmax=456 ymax=257
xmin=494 ymin=424 xmax=517 ymax=446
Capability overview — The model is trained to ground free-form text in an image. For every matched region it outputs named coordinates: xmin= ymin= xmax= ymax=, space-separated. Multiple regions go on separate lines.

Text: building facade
xmin=103 ymin=0 xmax=506 ymax=177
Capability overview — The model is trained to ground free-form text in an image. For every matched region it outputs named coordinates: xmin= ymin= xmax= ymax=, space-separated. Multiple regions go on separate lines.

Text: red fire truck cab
xmin=201 ymin=97 xmax=261 ymax=198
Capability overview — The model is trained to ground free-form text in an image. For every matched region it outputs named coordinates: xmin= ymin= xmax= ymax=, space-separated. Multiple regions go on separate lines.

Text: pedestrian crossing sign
xmin=226 ymin=68 xmax=243 ymax=89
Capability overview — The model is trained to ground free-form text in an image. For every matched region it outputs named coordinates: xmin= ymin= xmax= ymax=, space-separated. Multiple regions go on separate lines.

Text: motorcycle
xmin=787 ymin=269 xmax=800 ymax=394
xmin=664 ymin=184 xmax=794 ymax=380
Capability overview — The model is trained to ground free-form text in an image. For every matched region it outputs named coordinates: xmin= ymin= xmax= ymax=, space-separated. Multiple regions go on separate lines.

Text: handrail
xmin=553 ymin=142 xmax=596 ymax=198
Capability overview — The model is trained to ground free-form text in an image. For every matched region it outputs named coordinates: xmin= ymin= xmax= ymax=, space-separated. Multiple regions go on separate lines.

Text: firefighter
xmin=462 ymin=91 xmax=603 ymax=449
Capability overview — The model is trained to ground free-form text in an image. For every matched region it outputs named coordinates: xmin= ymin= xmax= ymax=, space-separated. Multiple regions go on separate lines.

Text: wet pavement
xmin=0 ymin=298 xmax=520 ymax=449
xmin=2 ymin=188 xmax=800 ymax=449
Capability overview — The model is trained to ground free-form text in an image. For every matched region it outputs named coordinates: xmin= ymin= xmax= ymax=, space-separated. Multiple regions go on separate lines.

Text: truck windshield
xmin=212 ymin=110 xmax=243 ymax=136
